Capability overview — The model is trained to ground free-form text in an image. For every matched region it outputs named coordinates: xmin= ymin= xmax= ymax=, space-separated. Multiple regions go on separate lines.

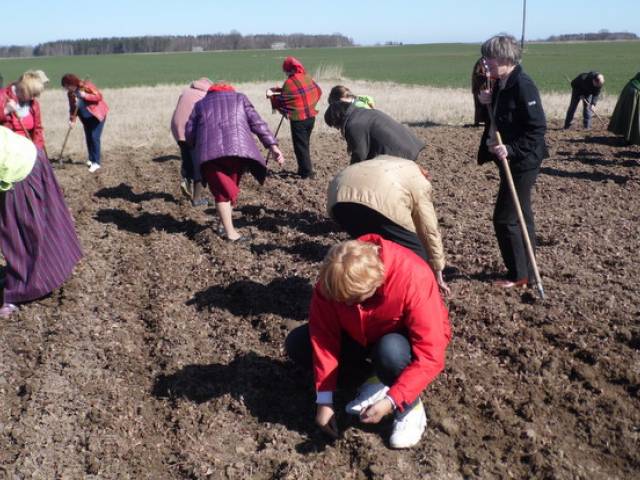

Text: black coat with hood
xmin=478 ymin=64 xmax=548 ymax=173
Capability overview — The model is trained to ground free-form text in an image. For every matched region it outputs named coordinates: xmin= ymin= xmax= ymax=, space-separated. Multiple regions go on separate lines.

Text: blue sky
xmin=3 ymin=1 xmax=638 ymax=46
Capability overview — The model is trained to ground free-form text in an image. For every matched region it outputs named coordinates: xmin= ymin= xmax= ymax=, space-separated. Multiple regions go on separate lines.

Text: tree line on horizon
xmin=0 ymin=32 xmax=354 ymax=58
xmin=544 ymin=31 xmax=637 ymax=42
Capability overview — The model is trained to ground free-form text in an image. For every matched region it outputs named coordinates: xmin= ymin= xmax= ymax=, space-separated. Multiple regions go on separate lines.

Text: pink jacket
xmin=171 ymin=78 xmax=212 ymax=142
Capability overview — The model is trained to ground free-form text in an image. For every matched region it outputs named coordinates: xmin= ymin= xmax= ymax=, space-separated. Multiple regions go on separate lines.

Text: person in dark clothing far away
xmin=324 ymin=101 xmax=425 ymax=164
xmin=564 ymin=71 xmax=605 ymax=129
xmin=477 ymin=34 xmax=548 ymax=289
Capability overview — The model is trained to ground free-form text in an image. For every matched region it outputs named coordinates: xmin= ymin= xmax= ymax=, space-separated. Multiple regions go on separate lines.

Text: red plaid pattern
xmin=270 ymin=73 xmax=322 ymax=121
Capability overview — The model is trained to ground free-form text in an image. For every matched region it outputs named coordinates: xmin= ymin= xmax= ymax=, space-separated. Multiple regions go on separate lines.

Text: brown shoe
xmin=493 ymin=278 xmax=528 ymax=289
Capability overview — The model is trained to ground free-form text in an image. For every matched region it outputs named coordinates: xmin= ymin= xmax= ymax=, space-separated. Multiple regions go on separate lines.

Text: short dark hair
xmin=324 ymin=101 xmax=351 ymax=128
xmin=328 ymin=85 xmax=354 ymax=104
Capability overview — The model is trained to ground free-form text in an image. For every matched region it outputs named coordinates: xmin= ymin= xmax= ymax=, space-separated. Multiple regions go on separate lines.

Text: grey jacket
xmin=343 ymin=105 xmax=425 ymax=164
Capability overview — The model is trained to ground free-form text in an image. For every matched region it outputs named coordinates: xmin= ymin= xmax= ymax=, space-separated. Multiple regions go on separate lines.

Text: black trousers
xmin=493 ymin=166 xmax=539 ymax=282
xmin=290 ymin=117 xmax=315 ymax=178
xmin=332 ymin=202 xmax=428 ymax=263
xmin=564 ymin=91 xmax=594 ymax=129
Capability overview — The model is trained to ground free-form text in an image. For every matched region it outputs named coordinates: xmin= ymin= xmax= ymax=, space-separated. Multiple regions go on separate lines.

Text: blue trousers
xmin=285 ymin=323 xmax=420 ymax=417
xmin=80 ymin=115 xmax=105 ymax=165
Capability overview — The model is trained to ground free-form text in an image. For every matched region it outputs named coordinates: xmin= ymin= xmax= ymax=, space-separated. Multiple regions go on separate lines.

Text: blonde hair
xmin=319 ymin=240 xmax=385 ymax=303
xmin=16 ymin=73 xmax=45 ymax=99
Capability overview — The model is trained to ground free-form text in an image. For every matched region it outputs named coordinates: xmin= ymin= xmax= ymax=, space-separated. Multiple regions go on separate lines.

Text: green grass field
xmin=1 ymin=42 xmax=638 ymax=93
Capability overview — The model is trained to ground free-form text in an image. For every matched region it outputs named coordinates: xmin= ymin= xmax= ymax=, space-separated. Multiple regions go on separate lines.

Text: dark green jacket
xmin=608 ymin=73 xmax=640 ymax=145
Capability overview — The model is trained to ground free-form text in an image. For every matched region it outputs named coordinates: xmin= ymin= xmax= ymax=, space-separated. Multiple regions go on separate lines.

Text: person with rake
xmin=61 ymin=74 xmax=109 ymax=173
xmin=185 ymin=82 xmax=284 ymax=242
xmin=0 ymin=126 xmax=83 ymax=318
xmin=267 ymin=56 xmax=322 ymax=179
xmin=285 ymin=235 xmax=451 ymax=448
xmin=477 ymin=35 xmax=548 ymax=290
xmin=564 ymin=71 xmax=605 ymax=130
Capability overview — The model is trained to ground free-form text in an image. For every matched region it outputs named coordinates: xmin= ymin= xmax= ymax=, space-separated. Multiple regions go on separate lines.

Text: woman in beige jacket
xmin=327 ymin=155 xmax=449 ymax=294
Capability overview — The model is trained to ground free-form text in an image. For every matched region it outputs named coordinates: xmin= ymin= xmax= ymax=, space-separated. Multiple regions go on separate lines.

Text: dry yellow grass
xmin=37 ymin=79 xmax=618 ymax=157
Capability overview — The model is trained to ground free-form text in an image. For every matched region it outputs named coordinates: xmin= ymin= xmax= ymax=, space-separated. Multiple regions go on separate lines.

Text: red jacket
xmin=309 ymin=234 xmax=451 ymax=411
xmin=68 ymin=81 xmax=109 ymax=122
xmin=0 ymin=85 xmax=45 ymax=149
xmin=270 ymin=57 xmax=322 ymax=121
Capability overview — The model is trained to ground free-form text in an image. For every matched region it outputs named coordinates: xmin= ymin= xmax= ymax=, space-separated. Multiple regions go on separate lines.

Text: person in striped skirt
xmin=0 ymin=126 xmax=83 ymax=318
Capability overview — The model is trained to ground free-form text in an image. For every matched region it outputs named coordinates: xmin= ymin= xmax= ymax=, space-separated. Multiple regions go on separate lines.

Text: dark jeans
xmin=564 ymin=91 xmax=594 ymax=129
xmin=332 ymin=202 xmax=428 ymax=263
xmin=80 ymin=115 xmax=105 ymax=165
xmin=493 ymin=166 xmax=538 ymax=282
xmin=178 ymin=141 xmax=196 ymax=181
xmin=290 ymin=117 xmax=315 ymax=178
xmin=285 ymin=324 xmax=419 ymax=418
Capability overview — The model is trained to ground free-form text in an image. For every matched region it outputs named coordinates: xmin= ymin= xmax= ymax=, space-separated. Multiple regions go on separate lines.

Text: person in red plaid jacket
xmin=267 ymin=56 xmax=322 ymax=179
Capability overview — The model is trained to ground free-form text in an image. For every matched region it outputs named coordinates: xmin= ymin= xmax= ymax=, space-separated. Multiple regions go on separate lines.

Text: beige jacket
xmin=327 ymin=156 xmax=446 ymax=272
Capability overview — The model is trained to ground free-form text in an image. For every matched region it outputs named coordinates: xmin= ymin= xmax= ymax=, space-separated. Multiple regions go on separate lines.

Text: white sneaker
xmin=389 ymin=400 xmax=427 ymax=449
xmin=88 ymin=163 xmax=101 ymax=173
xmin=345 ymin=377 xmax=389 ymax=415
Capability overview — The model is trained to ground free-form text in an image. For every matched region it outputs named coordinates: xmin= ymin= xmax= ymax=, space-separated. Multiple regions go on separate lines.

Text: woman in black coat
xmin=477 ymin=35 xmax=548 ymax=288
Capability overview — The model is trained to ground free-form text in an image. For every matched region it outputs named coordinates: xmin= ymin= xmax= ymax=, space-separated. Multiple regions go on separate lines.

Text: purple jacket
xmin=185 ymin=90 xmax=277 ymax=184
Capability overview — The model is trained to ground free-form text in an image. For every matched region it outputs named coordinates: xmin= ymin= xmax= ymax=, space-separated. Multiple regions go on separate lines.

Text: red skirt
xmin=202 ymin=157 xmax=248 ymax=204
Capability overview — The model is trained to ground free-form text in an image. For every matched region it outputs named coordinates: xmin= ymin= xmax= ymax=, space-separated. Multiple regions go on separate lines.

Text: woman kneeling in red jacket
xmin=285 ymin=234 xmax=451 ymax=448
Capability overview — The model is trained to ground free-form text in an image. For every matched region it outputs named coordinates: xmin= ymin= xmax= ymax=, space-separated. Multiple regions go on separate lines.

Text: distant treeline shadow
xmin=187 ymin=276 xmax=312 ymax=321
xmin=95 ymin=183 xmax=177 ymax=204
xmin=95 ymin=208 xmax=206 ymax=239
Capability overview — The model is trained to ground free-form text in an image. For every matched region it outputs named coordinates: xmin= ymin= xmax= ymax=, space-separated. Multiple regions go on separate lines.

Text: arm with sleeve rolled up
xmin=386 ymin=281 xmax=450 ymax=412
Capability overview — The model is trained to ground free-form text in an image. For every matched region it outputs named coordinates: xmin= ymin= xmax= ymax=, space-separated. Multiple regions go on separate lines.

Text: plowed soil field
xmin=1 ymin=121 xmax=639 ymax=479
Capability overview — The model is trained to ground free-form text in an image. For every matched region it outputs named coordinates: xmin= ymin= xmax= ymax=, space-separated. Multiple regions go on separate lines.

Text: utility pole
xmin=521 ymin=0 xmax=527 ymax=49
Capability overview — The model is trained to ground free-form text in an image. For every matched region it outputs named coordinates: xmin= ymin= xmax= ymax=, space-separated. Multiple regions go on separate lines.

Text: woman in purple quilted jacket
xmin=185 ymin=83 xmax=284 ymax=242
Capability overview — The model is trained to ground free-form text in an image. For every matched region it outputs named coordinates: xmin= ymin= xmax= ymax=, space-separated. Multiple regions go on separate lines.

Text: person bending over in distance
xmin=328 ymin=85 xmax=375 ymax=109
xmin=327 ymin=155 xmax=450 ymax=295
xmin=61 ymin=74 xmax=109 ymax=173
xmin=477 ymin=34 xmax=548 ymax=289
xmin=267 ymin=56 xmax=322 ymax=179
xmin=185 ymin=82 xmax=284 ymax=242
xmin=285 ymin=235 xmax=451 ymax=449
xmin=0 ymin=126 xmax=83 ymax=318
xmin=564 ymin=71 xmax=604 ymax=130
xmin=170 ymin=77 xmax=213 ymax=206
xmin=324 ymin=100 xmax=425 ymax=164
xmin=608 ymin=72 xmax=640 ymax=145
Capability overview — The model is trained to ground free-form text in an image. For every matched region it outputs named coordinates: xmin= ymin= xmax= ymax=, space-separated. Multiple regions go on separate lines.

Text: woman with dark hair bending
xmin=477 ymin=35 xmax=548 ymax=288
xmin=61 ymin=74 xmax=109 ymax=173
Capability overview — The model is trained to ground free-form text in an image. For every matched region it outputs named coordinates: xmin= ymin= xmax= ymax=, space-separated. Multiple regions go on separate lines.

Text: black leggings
xmin=331 ymin=202 xmax=428 ymax=262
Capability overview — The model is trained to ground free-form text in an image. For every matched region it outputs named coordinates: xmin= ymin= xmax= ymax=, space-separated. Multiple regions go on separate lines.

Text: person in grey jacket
xmin=324 ymin=102 xmax=425 ymax=164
